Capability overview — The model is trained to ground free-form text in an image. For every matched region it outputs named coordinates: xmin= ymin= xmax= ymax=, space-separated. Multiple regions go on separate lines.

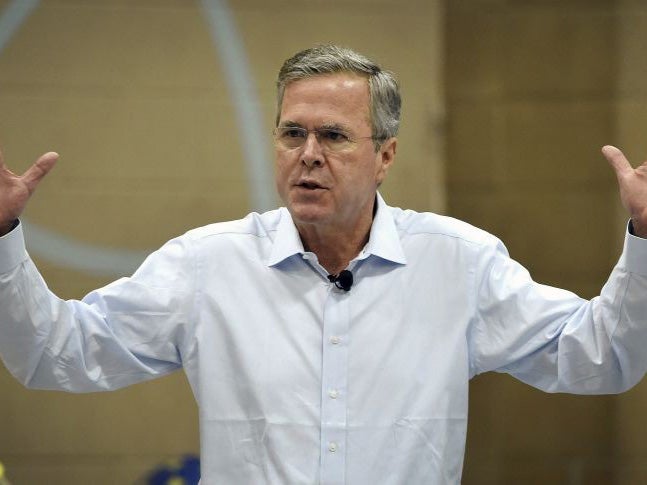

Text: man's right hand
xmin=0 ymin=149 xmax=59 ymax=236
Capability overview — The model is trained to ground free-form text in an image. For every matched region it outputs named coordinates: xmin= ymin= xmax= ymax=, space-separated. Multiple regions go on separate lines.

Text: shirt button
xmin=328 ymin=389 xmax=339 ymax=399
xmin=330 ymin=336 xmax=341 ymax=345
xmin=328 ymin=442 xmax=338 ymax=453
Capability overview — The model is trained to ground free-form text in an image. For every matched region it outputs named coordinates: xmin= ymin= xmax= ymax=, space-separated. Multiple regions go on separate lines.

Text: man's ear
xmin=376 ymin=137 xmax=397 ymax=185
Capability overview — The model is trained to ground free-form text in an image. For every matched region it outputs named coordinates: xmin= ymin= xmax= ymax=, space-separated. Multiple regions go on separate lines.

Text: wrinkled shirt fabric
xmin=1 ymin=193 xmax=647 ymax=484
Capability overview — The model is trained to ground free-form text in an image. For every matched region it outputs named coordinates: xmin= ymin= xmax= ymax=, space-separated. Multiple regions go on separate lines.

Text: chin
xmin=291 ymin=211 xmax=331 ymax=226
xmin=287 ymin=204 xmax=332 ymax=226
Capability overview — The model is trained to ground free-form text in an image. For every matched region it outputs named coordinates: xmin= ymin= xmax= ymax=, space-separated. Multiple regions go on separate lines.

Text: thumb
xmin=22 ymin=151 xmax=59 ymax=192
xmin=602 ymin=145 xmax=632 ymax=180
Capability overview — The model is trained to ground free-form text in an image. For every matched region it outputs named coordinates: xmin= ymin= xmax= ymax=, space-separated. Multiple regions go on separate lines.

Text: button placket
xmin=319 ymin=286 xmax=350 ymax=484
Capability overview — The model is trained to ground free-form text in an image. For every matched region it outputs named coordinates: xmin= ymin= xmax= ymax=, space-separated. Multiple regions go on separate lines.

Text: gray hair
xmin=276 ymin=45 xmax=401 ymax=148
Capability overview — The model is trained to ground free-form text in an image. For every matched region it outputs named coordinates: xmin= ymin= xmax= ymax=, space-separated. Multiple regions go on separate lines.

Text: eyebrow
xmin=318 ymin=122 xmax=351 ymax=133
xmin=278 ymin=120 xmax=351 ymax=132
xmin=278 ymin=120 xmax=302 ymax=128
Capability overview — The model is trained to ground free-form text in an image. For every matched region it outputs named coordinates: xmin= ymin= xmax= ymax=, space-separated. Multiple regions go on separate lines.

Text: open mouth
xmin=297 ymin=181 xmax=325 ymax=190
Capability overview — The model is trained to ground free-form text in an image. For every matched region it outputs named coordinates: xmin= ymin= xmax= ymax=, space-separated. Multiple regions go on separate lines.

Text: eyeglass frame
xmin=273 ymin=124 xmax=385 ymax=153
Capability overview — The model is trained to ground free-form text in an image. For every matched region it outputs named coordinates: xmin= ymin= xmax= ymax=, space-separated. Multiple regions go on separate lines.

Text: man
xmin=1 ymin=45 xmax=647 ymax=484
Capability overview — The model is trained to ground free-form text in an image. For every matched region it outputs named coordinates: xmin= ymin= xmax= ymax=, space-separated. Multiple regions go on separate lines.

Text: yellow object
xmin=166 ymin=478 xmax=185 ymax=485
xmin=0 ymin=462 xmax=5 ymax=478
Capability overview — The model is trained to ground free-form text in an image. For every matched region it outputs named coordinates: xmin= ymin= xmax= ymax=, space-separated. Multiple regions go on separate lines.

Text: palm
xmin=602 ymin=145 xmax=647 ymax=237
xmin=0 ymin=150 xmax=58 ymax=233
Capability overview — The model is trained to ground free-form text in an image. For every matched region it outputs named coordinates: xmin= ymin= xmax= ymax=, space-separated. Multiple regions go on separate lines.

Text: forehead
xmin=279 ymin=73 xmax=371 ymax=128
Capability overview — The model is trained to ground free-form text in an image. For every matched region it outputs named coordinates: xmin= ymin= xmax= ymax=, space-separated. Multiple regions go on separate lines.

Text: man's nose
xmin=301 ymin=132 xmax=324 ymax=168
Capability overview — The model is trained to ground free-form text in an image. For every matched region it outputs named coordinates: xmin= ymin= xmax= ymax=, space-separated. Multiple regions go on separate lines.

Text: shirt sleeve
xmin=470 ymin=224 xmax=647 ymax=394
xmin=0 ymin=222 xmax=196 ymax=393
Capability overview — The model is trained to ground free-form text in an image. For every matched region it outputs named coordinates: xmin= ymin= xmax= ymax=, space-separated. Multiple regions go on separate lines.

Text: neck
xmin=297 ymin=214 xmax=373 ymax=275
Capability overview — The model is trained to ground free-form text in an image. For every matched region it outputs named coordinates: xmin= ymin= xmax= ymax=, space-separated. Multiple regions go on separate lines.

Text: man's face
xmin=275 ymin=73 xmax=396 ymax=233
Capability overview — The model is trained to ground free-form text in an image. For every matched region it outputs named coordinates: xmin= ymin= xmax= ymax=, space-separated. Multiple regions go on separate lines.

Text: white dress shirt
xmin=1 ymin=193 xmax=647 ymax=484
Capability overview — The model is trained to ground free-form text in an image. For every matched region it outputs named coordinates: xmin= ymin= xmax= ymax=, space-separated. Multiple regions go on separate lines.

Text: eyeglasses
xmin=273 ymin=126 xmax=378 ymax=153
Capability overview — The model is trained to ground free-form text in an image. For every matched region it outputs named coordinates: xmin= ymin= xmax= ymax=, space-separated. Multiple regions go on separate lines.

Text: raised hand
xmin=0 ymin=149 xmax=58 ymax=236
xmin=602 ymin=145 xmax=647 ymax=238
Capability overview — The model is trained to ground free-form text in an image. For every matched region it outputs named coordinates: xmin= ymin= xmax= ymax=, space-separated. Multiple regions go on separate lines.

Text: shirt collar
xmin=364 ymin=192 xmax=407 ymax=265
xmin=267 ymin=207 xmax=306 ymax=267
xmin=266 ymin=192 xmax=407 ymax=267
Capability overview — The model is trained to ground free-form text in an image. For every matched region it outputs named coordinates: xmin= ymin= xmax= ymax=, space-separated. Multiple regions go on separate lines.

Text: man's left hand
xmin=602 ymin=145 xmax=647 ymax=238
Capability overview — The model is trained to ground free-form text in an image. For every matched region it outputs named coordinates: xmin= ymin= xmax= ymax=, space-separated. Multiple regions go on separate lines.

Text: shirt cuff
xmin=0 ymin=220 xmax=29 ymax=274
xmin=619 ymin=220 xmax=647 ymax=277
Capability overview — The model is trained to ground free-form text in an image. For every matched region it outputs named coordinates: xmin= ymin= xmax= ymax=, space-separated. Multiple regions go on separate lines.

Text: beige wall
xmin=0 ymin=0 xmax=444 ymax=482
